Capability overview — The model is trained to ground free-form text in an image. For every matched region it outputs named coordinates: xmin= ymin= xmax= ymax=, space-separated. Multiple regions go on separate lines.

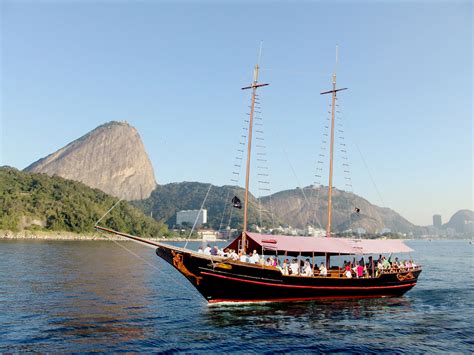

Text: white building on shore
xmin=176 ymin=209 xmax=207 ymax=227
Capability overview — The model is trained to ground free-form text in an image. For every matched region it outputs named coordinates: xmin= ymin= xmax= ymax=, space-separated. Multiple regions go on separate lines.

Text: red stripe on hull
xmin=201 ymin=271 xmax=417 ymax=291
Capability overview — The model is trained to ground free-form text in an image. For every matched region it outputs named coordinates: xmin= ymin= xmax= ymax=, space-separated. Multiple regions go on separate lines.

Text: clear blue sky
xmin=1 ymin=0 xmax=472 ymax=226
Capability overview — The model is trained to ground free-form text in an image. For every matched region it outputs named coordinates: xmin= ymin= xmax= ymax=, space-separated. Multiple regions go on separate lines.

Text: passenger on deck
xmin=250 ymin=250 xmax=260 ymax=264
xmin=367 ymin=256 xmax=375 ymax=278
xmin=290 ymin=259 xmax=299 ymax=275
xmin=211 ymin=246 xmax=218 ymax=256
xmin=382 ymin=256 xmax=391 ymax=270
xmin=247 ymin=252 xmax=256 ymax=264
xmin=356 ymin=262 xmax=364 ymax=278
xmin=229 ymin=249 xmax=238 ymax=260
xmin=344 ymin=263 xmax=352 ymax=278
xmin=391 ymin=257 xmax=400 ymax=272
xmin=198 ymin=247 xmax=203 ymax=253
xmin=319 ymin=262 xmax=328 ymax=277
xmin=275 ymin=258 xmax=282 ymax=272
xmin=265 ymin=257 xmax=272 ymax=266
xmin=377 ymin=254 xmax=383 ymax=264
xmin=405 ymin=260 xmax=412 ymax=269
xmin=239 ymin=251 xmax=248 ymax=263
xmin=376 ymin=259 xmax=384 ymax=277
xmin=282 ymin=259 xmax=290 ymax=275
xmin=204 ymin=244 xmax=212 ymax=255
xmin=303 ymin=259 xmax=313 ymax=276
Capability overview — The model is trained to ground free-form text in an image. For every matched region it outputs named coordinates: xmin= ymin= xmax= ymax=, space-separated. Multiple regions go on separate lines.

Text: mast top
xmin=321 ymin=45 xmax=347 ymax=95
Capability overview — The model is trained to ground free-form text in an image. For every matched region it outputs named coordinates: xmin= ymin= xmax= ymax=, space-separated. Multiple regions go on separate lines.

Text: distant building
xmin=198 ymin=230 xmax=218 ymax=241
xmin=446 ymin=227 xmax=456 ymax=238
xmin=433 ymin=214 xmax=442 ymax=228
xmin=176 ymin=209 xmax=207 ymax=227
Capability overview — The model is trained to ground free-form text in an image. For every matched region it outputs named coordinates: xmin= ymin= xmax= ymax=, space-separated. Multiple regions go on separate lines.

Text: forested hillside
xmin=132 ymin=182 xmax=275 ymax=230
xmin=0 ymin=167 xmax=168 ymax=237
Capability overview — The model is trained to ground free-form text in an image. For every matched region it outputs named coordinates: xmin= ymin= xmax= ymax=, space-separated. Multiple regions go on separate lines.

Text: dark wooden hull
xmin=155 ymin=243 xmax=421 ymax=304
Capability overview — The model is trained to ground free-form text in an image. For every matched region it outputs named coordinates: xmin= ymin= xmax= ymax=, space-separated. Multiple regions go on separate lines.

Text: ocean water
xmin=0 ymin=239 xmax=472 ymax=352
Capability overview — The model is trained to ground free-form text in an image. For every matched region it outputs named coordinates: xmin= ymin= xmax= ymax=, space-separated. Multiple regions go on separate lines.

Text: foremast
xmin=320 ymin=46 xmax=347 ymax=238
xmin=240 ymin=61 xmax=269 ymax=253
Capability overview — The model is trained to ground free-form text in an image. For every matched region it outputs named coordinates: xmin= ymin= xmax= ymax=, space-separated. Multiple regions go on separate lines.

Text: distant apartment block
xmin=433 ymin=214 xmax=442 ymax=228
xmin=176 ymin=209 xmax=207 ymax=227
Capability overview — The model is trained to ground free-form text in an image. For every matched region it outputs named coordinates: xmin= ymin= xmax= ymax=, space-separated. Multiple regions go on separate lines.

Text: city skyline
xmin=1 ymin=1 xmax=472 ymax=226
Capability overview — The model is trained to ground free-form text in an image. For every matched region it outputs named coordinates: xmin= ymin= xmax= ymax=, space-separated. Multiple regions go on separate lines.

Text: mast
xmin=241 ymin=56 xmax=269 ymax=253
xmin=320 ymin=46 xmax=347 ymax=238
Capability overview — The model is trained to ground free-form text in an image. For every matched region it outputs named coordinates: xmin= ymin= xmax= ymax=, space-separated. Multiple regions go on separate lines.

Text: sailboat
xmin=96 ymin=52 xmax=422 ymax=304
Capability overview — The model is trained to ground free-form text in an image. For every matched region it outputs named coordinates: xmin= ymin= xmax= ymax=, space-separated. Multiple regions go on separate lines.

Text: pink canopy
xmin=226 ymin=232 xmax=414 ymax=256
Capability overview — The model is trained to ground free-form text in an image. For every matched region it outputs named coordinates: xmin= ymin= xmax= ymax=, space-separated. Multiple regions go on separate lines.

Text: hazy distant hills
xmin=25 ymin=121 xmax=156 ymax=201
xmin=444 ymin=209 xmax=473 ymax=234
xmin=0 ymin=167 xmax=167 ymax=236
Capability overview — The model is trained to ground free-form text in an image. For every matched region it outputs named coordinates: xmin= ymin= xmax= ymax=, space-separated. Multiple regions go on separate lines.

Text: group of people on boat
xmin=279 ymin=258 xmax=328 ymax=277
xmin=333 ymin=255 xmax=418 ymax=278
xmin=197 ymin=245 xmax=418 ymax=278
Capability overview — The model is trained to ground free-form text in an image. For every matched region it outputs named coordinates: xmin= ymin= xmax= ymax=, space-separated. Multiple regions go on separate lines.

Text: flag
xmin=232 ymin=196 xmax=242 ymax=209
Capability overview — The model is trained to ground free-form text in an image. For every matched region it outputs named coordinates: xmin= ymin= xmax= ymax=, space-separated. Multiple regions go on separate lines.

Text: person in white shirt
xmin=197 ymin=247 xmax=203 ymax=253
xmin=303 ymin=259 xmax=313 ymax=276
xmin=248 ymin=252 xmax=256 ymax=264
xmin=251 ymin=250 xmax=260 ymax=264
xmin=229 ymin=249 xmax=238 ymax=261
xmin=239 ymin=252 xmax=248 ymax=263
xmin=203 ymin=245 xmax=212 ymax=255
xmin=319 ymin=262 xmax=328 ymax=277
xmin=290 ymin=259 xmax=299 ymax=275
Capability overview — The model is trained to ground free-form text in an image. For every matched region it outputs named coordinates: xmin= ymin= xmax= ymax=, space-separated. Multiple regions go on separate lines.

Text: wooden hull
xmin=155 ymin=243 xmax=421 ymax=304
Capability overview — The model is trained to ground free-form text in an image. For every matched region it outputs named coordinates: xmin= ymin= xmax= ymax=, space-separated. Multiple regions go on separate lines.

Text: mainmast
xmin=320 ymin=46 xmax=347 ymax=238
xmin=240 ymin=56 xmax=269 ymax=253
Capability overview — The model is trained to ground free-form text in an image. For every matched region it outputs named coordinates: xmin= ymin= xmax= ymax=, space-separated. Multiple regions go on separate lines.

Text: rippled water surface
xmin=0 ymin=239 xmax=472 ymax=352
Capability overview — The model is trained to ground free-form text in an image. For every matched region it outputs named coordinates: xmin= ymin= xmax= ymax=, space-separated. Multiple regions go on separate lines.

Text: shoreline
xmin=0 ymin=230 xmax=205 ymax=242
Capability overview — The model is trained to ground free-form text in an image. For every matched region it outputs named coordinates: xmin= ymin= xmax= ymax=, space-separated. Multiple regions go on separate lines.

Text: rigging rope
xmin=275 ymin=128 xmax=323 ymax=231
xmin=355 ymin=143 xmax=386 ymax=207
xmin=184 ymin=184 xmax=212 ymax=249
xmin=95 ymin=198 xmax=123 ymax=226
xmin=334 ymin=97 xmax=359 ymax=234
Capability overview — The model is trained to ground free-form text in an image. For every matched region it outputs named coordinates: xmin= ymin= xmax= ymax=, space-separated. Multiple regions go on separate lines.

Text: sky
xmin=1 ymin=0 xmax=472 ymax=226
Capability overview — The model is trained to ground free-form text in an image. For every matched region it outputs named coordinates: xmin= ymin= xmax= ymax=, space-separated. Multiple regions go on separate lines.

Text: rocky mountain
xmin=260 ymin=186 xmax=418 ymax=234
xmin=444 ymin=209 xmax=473 ymax=234
xmin=25 ymin=121 xmax=156 ymax=200
xmin=134 ymin=182 xmax=418 ymax=234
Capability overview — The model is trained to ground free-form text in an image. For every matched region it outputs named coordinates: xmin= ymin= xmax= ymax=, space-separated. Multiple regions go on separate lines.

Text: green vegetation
xmin=132 ymin=182 xmax=276 ymax=230
xmin=0 ymin=167 xmax=169 ymax=237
